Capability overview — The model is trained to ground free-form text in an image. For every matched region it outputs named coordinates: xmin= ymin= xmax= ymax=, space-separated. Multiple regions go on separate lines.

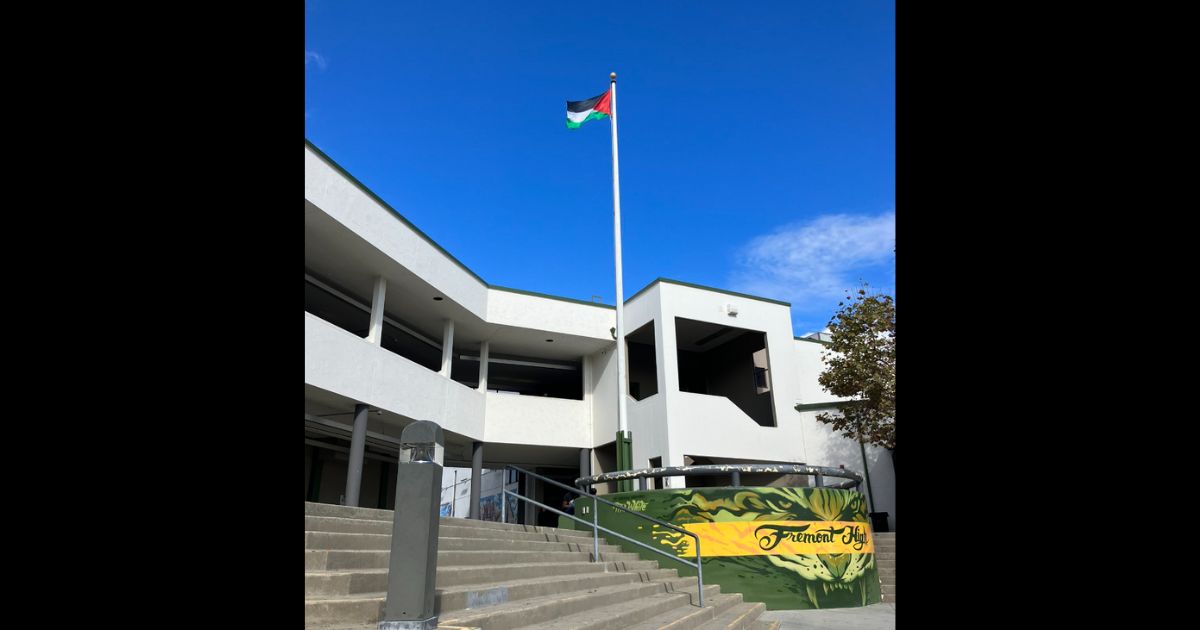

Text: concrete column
xmin=380 ymin=421 xmax=443 ymax=629
xmin=523 ymin=470 xmax=537 ymax=525
xmin=469 ymin=441 xmax=483 ymax=519
xmin=579 ymin=448 xmax=591 ymax=482
xmin=367 ymin=277 xmax=386 ymax=344
xmin=477 ymin=341 xmax=489 ymax=392
xmin=582 ymin=355 xmax=594 ymax=428
xmin=345 ymin=404 xmax=369 ymax=506
xmin=440 ymin=319 xmax=455 ymax=378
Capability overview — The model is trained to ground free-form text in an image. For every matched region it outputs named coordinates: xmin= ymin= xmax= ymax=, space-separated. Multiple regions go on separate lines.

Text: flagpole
xmin=609 ymin=71 xmax=633 ymax=489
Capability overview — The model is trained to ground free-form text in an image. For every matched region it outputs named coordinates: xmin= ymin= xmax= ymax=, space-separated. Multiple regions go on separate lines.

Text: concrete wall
xmin=628 ymin=392 xmax=669 ymax=472
xmin=484 ymin=394 xmax=590 ymax=447
xmin=793 ymin=339 xmax=841 ymax=404
xmin=306 ymin=144 xmax=490 ymax=318
xmin=486 ymin=288 xmax=612 ymax=342
xmin=590 ymin=347 xmax=618 ymax=445
xmin=656 ymin=283 xmax=800 ymax=474
xmin=306 ymin=312 xmax=486 ymax=440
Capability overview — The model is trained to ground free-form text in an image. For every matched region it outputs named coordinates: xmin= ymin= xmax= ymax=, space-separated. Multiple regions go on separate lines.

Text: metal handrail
xmin=501 ymin=465 xmax=705 ymax=608
xmin=575 ymin=463 xmax=863 ymax=490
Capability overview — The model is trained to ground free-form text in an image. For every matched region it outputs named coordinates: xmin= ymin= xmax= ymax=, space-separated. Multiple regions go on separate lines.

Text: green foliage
xmin=810 ymin=287 xmax=895 ymax=449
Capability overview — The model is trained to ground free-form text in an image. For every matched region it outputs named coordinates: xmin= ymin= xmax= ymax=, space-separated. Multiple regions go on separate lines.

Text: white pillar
xmin=367 ymin=276 xmax=387 ymax=344
xmin=582 ymin=354 xmax=594 ymax=428
xmin=477 ymin=341 xmax=489 ymax=392
xmin=440 ymin=319 xmax=455 ymax=378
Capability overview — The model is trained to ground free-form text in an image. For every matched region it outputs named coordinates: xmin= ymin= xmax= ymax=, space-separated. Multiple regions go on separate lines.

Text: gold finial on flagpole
xmin=610 ymin=72 xmax=616 ymax=81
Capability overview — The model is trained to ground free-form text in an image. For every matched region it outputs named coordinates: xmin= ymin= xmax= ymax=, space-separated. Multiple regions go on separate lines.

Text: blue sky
xmin=305 ymin=0 xmax=894 ymax=335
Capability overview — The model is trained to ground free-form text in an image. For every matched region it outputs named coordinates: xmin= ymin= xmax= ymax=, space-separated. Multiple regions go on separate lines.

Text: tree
xmin=814 ymin=287 xmax=895 ymax=450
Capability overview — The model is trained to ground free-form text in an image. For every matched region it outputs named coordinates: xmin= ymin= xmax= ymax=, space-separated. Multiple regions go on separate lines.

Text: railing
xmin=501 ymin=465 xmax=705 ymax=607
xmin=574 ymin=463 xmax=864 ymax=491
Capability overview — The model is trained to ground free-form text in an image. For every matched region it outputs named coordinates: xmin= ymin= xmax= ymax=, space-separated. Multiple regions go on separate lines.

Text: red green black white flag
xmin=566 ymin=90 xmax=612 ymax=129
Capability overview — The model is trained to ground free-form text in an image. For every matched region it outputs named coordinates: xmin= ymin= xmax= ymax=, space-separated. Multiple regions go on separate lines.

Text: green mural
xmin=564 ymin=487 xmax=882 ymax=610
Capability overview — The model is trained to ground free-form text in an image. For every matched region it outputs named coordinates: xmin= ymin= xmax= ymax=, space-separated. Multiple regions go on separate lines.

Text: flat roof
xmin=306 ymin=139 xmax=792 ymax=311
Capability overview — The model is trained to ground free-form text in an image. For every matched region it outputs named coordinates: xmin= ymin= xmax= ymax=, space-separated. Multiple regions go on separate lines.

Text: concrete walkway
xmin=757 ymin=603 xmax=895 ymax=629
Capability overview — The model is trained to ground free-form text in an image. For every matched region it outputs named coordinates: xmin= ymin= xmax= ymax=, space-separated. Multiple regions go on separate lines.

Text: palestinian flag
xmin=566 ymin=90 xmax=612 ymax=129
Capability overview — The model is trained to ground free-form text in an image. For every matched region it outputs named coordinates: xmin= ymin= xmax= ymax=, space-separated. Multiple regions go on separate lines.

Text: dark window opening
xmin=648 ymin=456 xmax=663 ymax=490
xmin=626 ymin=321 xmax=658 ymax=401
xmin=471 ymin=352 xmax=583 ymax=400
xmin=381 ymin=320 xmax=441 ymax=371
xmin=305 ymin=277 xmax=369 ymax=337
xmin=450 ymin=351 xmax=481 ymax=388
xmin=675 ymin=317 xmax=776 ymax=427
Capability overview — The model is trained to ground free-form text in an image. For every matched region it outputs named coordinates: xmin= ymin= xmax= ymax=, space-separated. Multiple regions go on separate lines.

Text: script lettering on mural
xmin=672 ymin=520 xmax=874 ymax=557
xmin=753 ymin=523 xmax=869 ymax=552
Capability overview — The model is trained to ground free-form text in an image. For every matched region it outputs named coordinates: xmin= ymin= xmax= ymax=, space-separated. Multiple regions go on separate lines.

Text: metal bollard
xmin=378 ymin=421 xmax=444 ymax=630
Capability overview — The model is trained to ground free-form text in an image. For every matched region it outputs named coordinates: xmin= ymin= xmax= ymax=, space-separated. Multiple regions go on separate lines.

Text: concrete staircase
xmin=875 ymin=532 xmax=895 ymax=603
xmin=306 ymin=502 xmax=779 ymax=630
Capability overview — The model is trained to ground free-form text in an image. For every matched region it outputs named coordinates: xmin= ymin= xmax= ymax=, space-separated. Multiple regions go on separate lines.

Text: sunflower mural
xmin=579 ymin=487 xmax=882 ymax=610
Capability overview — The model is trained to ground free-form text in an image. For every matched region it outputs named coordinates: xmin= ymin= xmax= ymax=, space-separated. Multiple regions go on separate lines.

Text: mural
xmin=439 ymin=502 xmax=453 ymax=517
xmin=478 ymin=493 xmax=503 ymax=522
xmin=577 ymin=487 xmax=881 ymax=610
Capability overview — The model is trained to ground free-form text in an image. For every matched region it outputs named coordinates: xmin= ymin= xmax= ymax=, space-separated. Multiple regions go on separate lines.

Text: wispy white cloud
xmin=730 ymin=211 xmax=895 ymax=329
xmin=305 ymin=50 xmax=327 ymax=70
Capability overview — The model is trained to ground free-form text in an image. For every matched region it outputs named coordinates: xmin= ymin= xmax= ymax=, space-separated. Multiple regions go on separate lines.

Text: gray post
xmin=579 ymin=448 xmax=591 ymax=480
xmin=638 ymin=476 xmax=648 ymax=491
xmin=730 ymin=469 xmax=741 ymax=487
xmin=345 ymin=404 xmax=369 ymax=506
xmin=469 ymin=441 xmax=483 ymax=519
xmin=524 ymin=471 xmax=537 ymax=526
xmin=379 ymin=421 xmax=444 ymax=630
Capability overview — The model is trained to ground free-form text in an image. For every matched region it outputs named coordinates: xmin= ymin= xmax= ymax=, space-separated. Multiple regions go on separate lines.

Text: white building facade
xmin=304 ymin=141 xmax=896 ymax=530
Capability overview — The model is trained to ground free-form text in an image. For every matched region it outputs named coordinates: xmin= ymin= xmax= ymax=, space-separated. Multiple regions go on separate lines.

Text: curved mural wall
xmin=565 ymin=487 xmax=882 ymax=610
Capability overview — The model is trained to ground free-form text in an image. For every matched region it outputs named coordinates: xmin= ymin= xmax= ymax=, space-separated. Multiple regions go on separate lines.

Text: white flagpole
xmin=609 ymin=72 xmax=630 ymax=456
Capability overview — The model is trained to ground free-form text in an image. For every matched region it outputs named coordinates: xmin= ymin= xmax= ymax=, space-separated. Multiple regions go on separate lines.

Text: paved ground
xmin=757 ymin=603 xmax=895 ymax=629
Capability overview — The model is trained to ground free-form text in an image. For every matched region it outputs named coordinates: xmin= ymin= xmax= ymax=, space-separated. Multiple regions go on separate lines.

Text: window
xmin=675 ymin=317 xmax=776 ymax=427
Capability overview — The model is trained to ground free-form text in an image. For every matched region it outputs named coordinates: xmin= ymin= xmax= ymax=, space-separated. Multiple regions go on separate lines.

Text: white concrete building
xmin=304 ymin=140 xmax=896 ymax=530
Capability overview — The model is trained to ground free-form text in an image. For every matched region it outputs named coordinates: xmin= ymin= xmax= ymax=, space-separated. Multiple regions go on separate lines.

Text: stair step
xmin=693 ymin=601 xmax=767 ymax=630
xmin=305 ymin=502 xmax=393 ymax=521
xmin=306 ymin=531 xmax=392 ymax=550
xmin=882 ymin=593 xmax=896 ymax=603
xmin=305 ymin=593 xmax=384 ymax=628
xmin=437 ymin=559 xmax=663 ymax=588
xmin=436 ymin=537 xmax=621 ymax=554
xmin=437 ymin=570 xmax=651 ymax=614
xmin=882 ymin=584 xmax=896 ymax=595
xmin=306 ymin=515 xmax=393 ymax=535
xmin=516 ymin=583 xmax=724 ymax=630
xmin=438 ymin=549 xmax=639 ymax=567
xmin=440 ymin=578 xmax=714 ymax=630
xmin=621 ymin=593 xmax=743 ymax=630
xmin=305 ymin=502 xmax=595 ymax=538
xmin=307 ymin=569 xmax=388 ymax=597
xmin=305 ymin=531 xmax=621 ymax=554
xmin=308 ymin=563 xmax=678 ymax=600
xmin=306 ymin=548 xmax=640 ymax=570
xmin=309 ymin=514 xmax=610 ymax=540
xmin=439 ymin=524 xmax=600 ymax=544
